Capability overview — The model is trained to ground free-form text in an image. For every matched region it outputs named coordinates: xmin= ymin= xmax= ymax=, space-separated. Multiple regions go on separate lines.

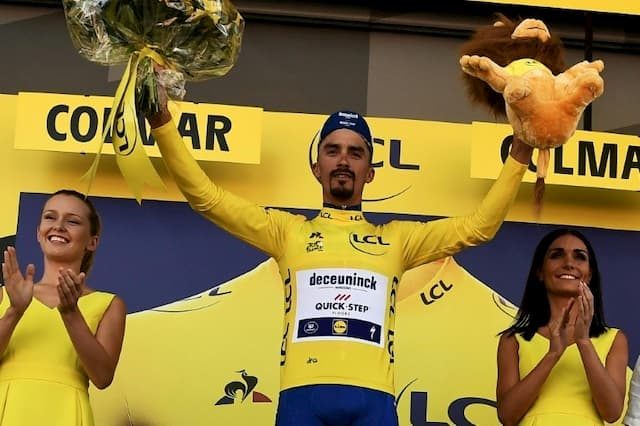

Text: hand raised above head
xmin=144 ymin=63 xmax=173 ymax=129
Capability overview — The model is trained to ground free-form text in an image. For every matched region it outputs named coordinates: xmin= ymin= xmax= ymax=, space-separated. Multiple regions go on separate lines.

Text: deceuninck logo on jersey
xmin=293 ymin=268 xmax=388 ymax=347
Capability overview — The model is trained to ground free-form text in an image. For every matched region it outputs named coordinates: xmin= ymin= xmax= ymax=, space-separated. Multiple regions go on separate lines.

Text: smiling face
xmin=37 ymin=194 xmax=99 ymax=267
xmin=313 ymin=128 xmax=374 ymax=206
xmin=538 ymin=234 xmax=592 ymax=297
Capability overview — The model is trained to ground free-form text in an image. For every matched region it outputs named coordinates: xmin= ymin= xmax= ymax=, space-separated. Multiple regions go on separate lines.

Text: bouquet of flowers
xmin=63 ymin=0 xmax=243 ymax=113
xmin=62 ymin=0 xmax=244 ymax=201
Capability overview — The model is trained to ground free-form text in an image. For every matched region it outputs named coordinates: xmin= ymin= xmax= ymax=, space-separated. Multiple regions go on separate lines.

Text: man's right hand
xmin=147 ymin=108 xmax=172 ymax=129
xmin=146 ymin=66 xmax=172 ymax=129
xmin=2 ymin=247 xmax=34 ymax=315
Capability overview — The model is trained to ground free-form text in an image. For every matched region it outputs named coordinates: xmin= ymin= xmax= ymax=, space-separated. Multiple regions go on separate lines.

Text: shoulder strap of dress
xmin=594 ymin=327 xmax=619 ymax=352
xmin=79 ymin=291 xmax=116 ymax=317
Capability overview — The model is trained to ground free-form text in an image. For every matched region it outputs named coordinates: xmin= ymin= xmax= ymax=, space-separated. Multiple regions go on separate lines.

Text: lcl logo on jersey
xmin=214 ymin=370 xmax=272 ymax=405
xmin=349 ymin=233 xmax=390 ymax=256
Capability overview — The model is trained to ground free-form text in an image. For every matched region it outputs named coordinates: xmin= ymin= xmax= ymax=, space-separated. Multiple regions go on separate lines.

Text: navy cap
xmin=319 ymin=110 xmax=373 ymax=155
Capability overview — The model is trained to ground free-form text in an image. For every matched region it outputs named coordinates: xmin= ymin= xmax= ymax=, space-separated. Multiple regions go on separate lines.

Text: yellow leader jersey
xmin=151 ymin=121 xmax=526 ymax=395
xmin=91 ymin=257 xmax=517 ymax=426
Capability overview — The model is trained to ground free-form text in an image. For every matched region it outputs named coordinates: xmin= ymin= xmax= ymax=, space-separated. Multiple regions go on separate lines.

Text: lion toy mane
xmin=459 ymin=15 xmax=604 ymax=188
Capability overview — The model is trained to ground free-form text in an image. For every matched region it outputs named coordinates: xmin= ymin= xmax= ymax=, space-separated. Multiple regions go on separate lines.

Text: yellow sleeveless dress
xmin=0 ymin=289 xmax=115 ymax=426
xmin=515 ymin=328 xmax=619 ymax=425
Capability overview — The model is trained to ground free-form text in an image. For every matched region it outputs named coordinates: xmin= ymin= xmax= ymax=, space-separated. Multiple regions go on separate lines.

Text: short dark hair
xmin=501 ymin=228 xmax=608 ymax=340
xmin=46 ymin=189 xmax=101 ymax=274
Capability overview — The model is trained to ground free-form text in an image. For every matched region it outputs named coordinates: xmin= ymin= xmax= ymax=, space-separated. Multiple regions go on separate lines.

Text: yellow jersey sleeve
xmin=398 ymin=156 xmax=527 ymax=269
xmin=152 ymin=121 xmax=299 ymax=259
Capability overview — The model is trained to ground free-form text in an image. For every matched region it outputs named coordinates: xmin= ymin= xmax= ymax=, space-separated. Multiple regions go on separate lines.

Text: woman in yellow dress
xmin=496 ymin=228 xmax=628 ymax=425
xmin=0 ymin=190 xmax=126 ymax=425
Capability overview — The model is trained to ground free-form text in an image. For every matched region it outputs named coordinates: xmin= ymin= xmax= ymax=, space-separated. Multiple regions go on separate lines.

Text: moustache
xmin=330 ymin=169 xmax=355 ymax=179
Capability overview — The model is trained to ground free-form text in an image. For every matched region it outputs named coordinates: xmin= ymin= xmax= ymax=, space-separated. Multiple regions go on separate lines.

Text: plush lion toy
xmin=460 ymin=15 xmax=604 ymax=205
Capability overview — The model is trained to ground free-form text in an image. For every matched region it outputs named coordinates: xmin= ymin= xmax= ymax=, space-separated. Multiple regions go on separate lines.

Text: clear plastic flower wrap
xmin=62 ymin=0 xmax=244 ymax=113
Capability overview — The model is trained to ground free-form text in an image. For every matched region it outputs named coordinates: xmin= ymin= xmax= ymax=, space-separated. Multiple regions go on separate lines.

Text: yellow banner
xmin=14 ymin=92 xmax=263 ymax=164
xmin=470 ymin=121 xmax=640 ymax=191
xmin=467 ymin=0 xmax=640 ymax=15
xmin=0 ymin=95 xmax=19 ymax=238
xmin=5 ymin=92 xmax=640 ymax=231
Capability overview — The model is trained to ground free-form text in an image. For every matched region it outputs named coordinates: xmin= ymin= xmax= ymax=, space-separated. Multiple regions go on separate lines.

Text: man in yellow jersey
xmin=146 ymin=99 xmax=532 ymax=425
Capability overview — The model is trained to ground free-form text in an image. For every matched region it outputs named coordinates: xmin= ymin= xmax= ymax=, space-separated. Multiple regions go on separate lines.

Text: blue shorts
xmin=275 ymin=384 xmax=399 ymax=426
